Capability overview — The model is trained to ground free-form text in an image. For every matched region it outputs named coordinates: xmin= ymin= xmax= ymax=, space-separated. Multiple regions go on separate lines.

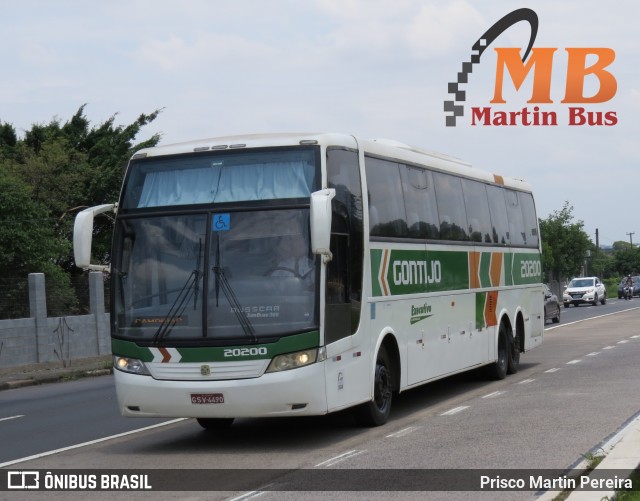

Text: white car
xmin=563 ymin=277 xmax=607 ymax=307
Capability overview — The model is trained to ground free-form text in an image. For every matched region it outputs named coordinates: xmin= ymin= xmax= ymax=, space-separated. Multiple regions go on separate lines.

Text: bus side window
xmin=518 ymin=192 xmax=539 ymax=248
xmin=461 ymin=179 xmax=493 ymax=244
xmin=433 ymin=172 xmax=469 ymax=242
xmin=505 ymin=189 xmax=526 ymax=246
xmin=486 ymin=185 xmax=510 ymax=245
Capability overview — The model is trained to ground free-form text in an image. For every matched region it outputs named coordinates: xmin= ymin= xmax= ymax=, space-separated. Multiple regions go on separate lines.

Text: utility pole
xmin=627 ymin=232 xmax=635 ymax=247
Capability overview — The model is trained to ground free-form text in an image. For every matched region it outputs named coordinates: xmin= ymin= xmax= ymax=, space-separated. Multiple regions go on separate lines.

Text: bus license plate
xmin=191 ymin=393 xmax=225 ymax=404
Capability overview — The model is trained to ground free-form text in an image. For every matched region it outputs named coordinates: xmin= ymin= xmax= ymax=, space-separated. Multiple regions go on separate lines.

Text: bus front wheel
xmin=354 ymin=346 xmax=393 ymax=427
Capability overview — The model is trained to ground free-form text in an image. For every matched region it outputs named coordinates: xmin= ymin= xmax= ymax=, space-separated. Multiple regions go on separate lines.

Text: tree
xmin=8 ymin=106 xmax=161 ymax=265
xmin=0 ymin=170 xmax=74 ymax=318
xmin=613 ymin=246 xmax=640 ymax=275
xmin=539 ymin=202 xmax=592 ymax=282
xmin=0 ymin=106 xmax=161 ymax=318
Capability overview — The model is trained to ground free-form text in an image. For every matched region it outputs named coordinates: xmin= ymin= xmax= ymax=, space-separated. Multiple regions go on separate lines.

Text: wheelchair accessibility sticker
xmin=213 ymin=214 xmax=230 ymax=231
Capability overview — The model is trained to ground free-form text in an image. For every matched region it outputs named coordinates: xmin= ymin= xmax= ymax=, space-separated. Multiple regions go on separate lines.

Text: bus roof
xmin=132 ymin=132 xmax=533 ymax=193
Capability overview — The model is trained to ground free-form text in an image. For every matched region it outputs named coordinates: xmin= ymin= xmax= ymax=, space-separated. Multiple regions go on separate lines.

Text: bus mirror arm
xmin=310 ymin=189 xmax=336 ymax=263
xmin=73 ymin=203 xmax=117 ymax=272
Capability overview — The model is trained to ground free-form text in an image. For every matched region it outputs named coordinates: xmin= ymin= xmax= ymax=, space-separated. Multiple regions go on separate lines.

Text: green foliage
xmin=613 ymin=246 xmax=640 ymax=275
xmin=0 ymin=106 xmax=160 ymax=319
xmin=539 ymin=202 xmax=592 ymax=282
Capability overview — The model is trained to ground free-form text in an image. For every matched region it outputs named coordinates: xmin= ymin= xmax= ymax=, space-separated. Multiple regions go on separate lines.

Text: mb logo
xmin=444 ymin=8 xmax=617 ymax=127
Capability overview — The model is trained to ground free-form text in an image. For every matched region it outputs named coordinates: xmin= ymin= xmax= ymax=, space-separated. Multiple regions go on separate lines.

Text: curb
xmin=0 ymin=368 xmax=112 ymax=392
xmin=565 ymin=414 xmax=640 ymax=500
xmin=537 ymin=414 xmax=640 ymax=500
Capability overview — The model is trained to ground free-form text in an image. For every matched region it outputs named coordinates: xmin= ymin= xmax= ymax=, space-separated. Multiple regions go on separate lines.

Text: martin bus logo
xmin=444 ymin=8 xmax=617 ymax=127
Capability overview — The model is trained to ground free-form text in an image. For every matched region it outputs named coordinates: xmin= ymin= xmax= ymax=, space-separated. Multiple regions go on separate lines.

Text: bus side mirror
xmin=310 ymin=189 xmax=335 ymax=263
xmin=73 ymin=203 xmax=116 ymax=272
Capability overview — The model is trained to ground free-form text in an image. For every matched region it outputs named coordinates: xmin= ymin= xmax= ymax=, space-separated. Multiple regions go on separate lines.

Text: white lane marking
xmin=228 ymin=488 xmax=271 ymax=501
xmin=440 ymin=406 xmax=469 ymax=416
xmin=545 ymin=368 xmax=560 ymax=373
xmin=518 ymin=379 xmax=535 ymax=384
xmin=0 ymin=418 xmax=187 ymax=468
xmin=631 ymin=335 xmax=640 ymax=339
xmin=566 ymin=360 xmax=581 ymax=365
xmin=617 ymin=340 xmax=629 ymax=344
xmin=603 ymin=346 xmax=616 ymax=350
xmin=315 ymin=449 xmax=364 ymax=467
xmin=544 ymin=306 xmax=640 ymax=331
xmin=0 ymin=415 xmax=24 ymax=423
xmin=482 ymin=391 xmax=505 ymax=399
xmin=386 ymin=426 xmax=417 ymax=438
xmin=587 ymin=352 xmax=599 ymax=357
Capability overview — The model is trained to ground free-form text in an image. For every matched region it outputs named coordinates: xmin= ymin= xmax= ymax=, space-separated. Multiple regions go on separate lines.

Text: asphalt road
xmin=1 ymin=298 xmax=639 ymax=500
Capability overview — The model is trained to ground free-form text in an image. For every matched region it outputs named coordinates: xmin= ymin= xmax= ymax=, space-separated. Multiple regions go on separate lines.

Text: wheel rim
xmin=374 ymin=362 xmax=392 ymax=412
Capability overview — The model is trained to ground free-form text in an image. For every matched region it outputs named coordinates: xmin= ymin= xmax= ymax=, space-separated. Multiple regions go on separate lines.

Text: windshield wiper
xmin=153 ymin=239 xmax=203 ymax=345
xmin=213 ymin=234 xmax=257 ymax=343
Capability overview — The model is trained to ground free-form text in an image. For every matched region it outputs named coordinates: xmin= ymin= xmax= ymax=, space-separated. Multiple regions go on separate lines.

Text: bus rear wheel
xmin=354 ymin=346 xmax=393 ymax=427
xmin=197 ymin=418 xmax=234 ymax=430
xmin=488 ymin=324 xmax=508 ymax=380
xmin=506 ymin=324 xmax=520 ymax=374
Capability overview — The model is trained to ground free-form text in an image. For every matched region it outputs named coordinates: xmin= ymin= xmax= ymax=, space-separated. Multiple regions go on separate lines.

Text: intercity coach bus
xmin=74 ymin=132 xmax=543 ymax=428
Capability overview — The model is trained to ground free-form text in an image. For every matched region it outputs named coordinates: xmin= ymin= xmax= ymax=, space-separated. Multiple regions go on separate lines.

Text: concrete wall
xmin=0 ymin=272 xmax=110 ymax=368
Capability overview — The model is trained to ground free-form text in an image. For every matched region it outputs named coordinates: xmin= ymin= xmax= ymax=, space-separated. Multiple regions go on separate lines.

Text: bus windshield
xmin=112 ymin=209 xmax=318 ymax=343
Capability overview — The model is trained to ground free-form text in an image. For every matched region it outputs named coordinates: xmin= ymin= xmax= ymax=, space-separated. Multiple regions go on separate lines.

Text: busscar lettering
xmin=230 ymin=305 xmax=280 ymax=318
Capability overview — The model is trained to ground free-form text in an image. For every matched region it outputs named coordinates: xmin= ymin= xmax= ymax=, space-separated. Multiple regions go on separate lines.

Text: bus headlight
xmin=114 ymin=356 xmax=151 ymax=375
xmin=266 ymin=349 xmax=318 ymax=373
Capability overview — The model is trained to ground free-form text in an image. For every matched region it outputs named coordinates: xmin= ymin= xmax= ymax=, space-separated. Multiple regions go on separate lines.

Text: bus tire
xmin=354 ymin=346 xmax=393 ymax=426
xmin=489 ymin=324 xmax=508 ymax=380
xmin=197 ymin=418 xmax=234 ymax=430
xmin=506 ymin=323 xmax=520 ymax=375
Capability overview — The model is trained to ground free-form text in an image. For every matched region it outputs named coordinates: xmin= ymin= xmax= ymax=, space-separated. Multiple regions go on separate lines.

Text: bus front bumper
xmin=114 ymin=362 xmax=328 ymax=419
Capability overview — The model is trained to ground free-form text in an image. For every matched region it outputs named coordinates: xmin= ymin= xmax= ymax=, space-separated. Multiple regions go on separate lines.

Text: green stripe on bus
xmin=504 ymin=253 xmax=514 ymax=286
xmin=370 ymin=249 xmax=383 ymax=297
xmin=370 ymin=249 xmax=469 ymax=296
xmin=475 ymin=292 xmax=486 ymax=330
xmin=111 ymin=330 xmax=320 ymax=363
xmin=479 ymin=252 xmax=492 ymax=288
xmin=511 ymin=252 xmax=543 ymax=285
xmin=371 ymin=248 xmax=541 ymax=297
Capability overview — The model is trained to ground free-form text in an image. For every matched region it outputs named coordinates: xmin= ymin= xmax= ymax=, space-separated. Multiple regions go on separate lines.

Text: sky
xmin=1 ymin=0 xmax=637 ymax=248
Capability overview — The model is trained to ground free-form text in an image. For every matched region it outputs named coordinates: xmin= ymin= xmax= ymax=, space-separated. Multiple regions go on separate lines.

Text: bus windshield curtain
xmin=137 ymin=161 xmax=315 ymax=207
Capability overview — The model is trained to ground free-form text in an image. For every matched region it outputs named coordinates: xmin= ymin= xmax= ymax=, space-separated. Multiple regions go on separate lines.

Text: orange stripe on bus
xmin=490 ymin=252 xmax=503 ymax=287
xmin=484 ymin=291 xmax=498 ymax=327
xmin=469 ymin=251 xmax=481 ymax=289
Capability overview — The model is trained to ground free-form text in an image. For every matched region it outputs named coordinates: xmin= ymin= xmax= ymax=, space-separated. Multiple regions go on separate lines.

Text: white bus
xmin=74 ymin=132 xmax=543 ymax=428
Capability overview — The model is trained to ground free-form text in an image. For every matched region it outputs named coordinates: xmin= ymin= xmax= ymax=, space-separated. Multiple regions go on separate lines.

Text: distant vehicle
xmin=543 ymin=284 xmax=561 ymax=323
xmin=617 ymin=276 xmax=640 ymax=299
xmin=563 ymin=277 xmax=606 ymax=307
